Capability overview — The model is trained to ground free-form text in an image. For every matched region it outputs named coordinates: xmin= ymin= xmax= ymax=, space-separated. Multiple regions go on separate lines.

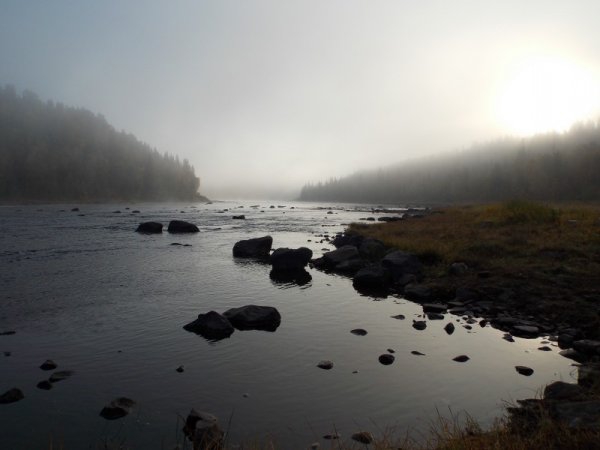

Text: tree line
xmin=0 ymin=85 xmax=204 ymax=202
xmin=299 ymin=122 xmax=600 ymax=204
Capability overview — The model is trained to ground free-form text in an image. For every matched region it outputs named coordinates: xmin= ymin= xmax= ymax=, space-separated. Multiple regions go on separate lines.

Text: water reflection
xmin=269 ymin=268 xmax=312 ymax=287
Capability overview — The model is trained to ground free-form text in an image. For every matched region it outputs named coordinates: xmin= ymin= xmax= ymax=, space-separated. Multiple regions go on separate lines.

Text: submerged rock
xmin=135 ymin=222 xmax=163 ymax=233
xmin=49 ymin=370 xmax=74 ymax=383
xmin=233 ymin=236 xmax=273 ymax=258
xmin=223 ymin=305 xmax=281 ymax=332
xmin=317 ymin=360 xmax=334 ymax=370
xmin=36 ymin=380 xmax=52 ymax=390
xmin=167 ymin=220 xmax=199 ymax=233
xmin=0 ymin=388 xmax=24 ymax=404
xmin=183 ymin=311 xmax=235 ymax=340
xmin=39 ymin=359 xmax=57 ymax=371
xmin=100 ymin=397 xmax=136 ymax=420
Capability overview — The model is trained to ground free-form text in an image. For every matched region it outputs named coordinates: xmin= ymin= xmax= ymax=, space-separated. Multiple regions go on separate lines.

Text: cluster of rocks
xmin=1 ymin=359 xmax=75 ymax=404
xmin=233 ymin=235 xmax=313 ymax=285
xmin=136 ymin=220 xmax=200 ymax=234
xmin=508 ymin=363 xmax=600 ymax=432
xmin=183 ymin=305 xmax=281 ymax=341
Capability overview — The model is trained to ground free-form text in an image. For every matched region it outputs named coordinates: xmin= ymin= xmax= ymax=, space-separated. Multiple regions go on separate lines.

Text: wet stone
xmin=515 ymin=366 xmax=534 ymax=376
xmin=453 ymin=355 xmax=470 ymax=363
xmin=350 ymin=329 xmax=368 ymax=336
xmin=378 ymin=354 xmax=395 ymax=365
xmin=317 ymin=360 xmax=333 ymax=370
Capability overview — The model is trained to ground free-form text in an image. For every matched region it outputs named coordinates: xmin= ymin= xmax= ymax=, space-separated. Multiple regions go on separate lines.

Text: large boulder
xmin=403 ymin=283 xmax=432 ymax=302
xmin=358 ymin=238 xmax=387 ymax=261
xmin=352 ymin=265 xmax=389 ymax=292
xmin=168 ymin=220 xmax=199 ymax=233
xmin=183 ymin=311 xmax=234 ymax=340
xmin=331 ymin=234 xmax=364 ymax=248
xmin=136 ymin=221 xmax=163 ymax=233
xmin=223 ymin=305 xmax=281 ymax=332
xmin=233 ymin=236 xmax=273 ymax=258
xmin=270 ymin=247 xmax=312 ymax=272
xmin=381 ymin=250 xmax=423 ymax=280
xmin=183 ymin=409 xmax=224 ymax=450
xmin=314 ymin=245 xmax=365 ymax=274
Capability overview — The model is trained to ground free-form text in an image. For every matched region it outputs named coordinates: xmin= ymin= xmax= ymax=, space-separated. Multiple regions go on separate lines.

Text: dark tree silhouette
xmin=299 ymin=122 xmax=600 ymax=204
xmin=0 ymin=85 xmax=205 ymax=202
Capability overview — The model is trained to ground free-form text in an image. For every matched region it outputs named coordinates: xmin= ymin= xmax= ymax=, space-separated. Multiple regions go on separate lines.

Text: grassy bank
xmin=349 ymin=200 xmax=600 ymax=339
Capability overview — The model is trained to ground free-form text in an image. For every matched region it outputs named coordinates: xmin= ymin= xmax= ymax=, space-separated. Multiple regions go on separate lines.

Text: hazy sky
xmin=2 ymin=1 xmax=600 ymax=199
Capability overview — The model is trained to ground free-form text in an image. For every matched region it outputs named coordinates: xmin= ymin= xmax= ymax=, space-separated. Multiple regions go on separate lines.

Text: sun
xmin=496 ymin=55 xmax=600 ymax=136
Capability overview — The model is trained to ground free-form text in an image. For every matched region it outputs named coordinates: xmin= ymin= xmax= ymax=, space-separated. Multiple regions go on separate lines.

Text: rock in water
xmin=378 ymin=354 xmax=395 ymax=365
xmin=317 ymin=360 xmax=334 ymax=370
xmin=182 ymin=409 xmax=224 ymax=449
xmin=183 ymin=311 xmax=235 ymax=341
xmin=232 ymin=236 xmax=273 ymax=258
xmin=167 ymin=220 xmax=199 ymax=233
xmin=515 ymin=366 xmax=534 ymax=376
xmin=0 ymin=388 xmax=24 ymax=404
xmin=100 ymin=397 xmax=136 ymax=420
xmin=223 ymin=305 xmax=281 ymax=332
xmin=453 ymin=355 xmax=470 ymax=362
xmin=351 ymin=431 xmax=374 ymax=444
xmin=135 ymin=222 xmax=163 ymax=233
xmin=39 ymin=359 xmax=57 ymax=371
xmin=352 ymin=265 xmax=389 ymax=292
xmin=444 ymin=322 xmax=455 ymax=335
xmin=49 ymin=370 xmax=74 ymax=383
xmin=270 ymin=247 xmax=312 ymax=272
xmin=232 ymin=215 xmax=245 ymax=220
xmin=350 ymin=328 xmax=368 ymax=336
xmin=37 ymin=380 xmax=53 ymax=390
xmin=412 ymin=320 xmax=427 ymax=330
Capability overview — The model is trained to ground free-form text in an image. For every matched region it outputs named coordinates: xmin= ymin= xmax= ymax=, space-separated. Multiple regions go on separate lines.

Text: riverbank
xmin=338 ymin=200 xmax=600 ymax=449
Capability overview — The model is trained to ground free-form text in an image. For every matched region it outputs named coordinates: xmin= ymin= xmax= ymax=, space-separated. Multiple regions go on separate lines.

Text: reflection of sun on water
xmin=496 ymin=56 xmax=600 ymax=136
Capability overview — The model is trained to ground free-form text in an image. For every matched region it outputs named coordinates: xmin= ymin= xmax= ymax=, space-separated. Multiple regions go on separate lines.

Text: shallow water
xmin=0 ymin=201 xmax=576 ymax=449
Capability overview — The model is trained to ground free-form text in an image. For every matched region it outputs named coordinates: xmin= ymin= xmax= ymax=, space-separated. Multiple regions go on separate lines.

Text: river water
xmin=0 ymin=201 xmax=575 ymax=449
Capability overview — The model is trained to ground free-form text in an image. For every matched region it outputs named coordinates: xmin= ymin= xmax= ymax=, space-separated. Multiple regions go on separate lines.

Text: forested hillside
xmin=299 ymin=122 xmax=600 ymax=204
xmin=0 ymin=86 xmax=204 ymax=202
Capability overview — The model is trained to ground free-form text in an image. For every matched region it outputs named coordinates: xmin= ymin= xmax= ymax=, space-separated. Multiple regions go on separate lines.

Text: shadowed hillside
xmin=299 ymin=122 xmax=600 ymax=204
xmin=0 ymin=85 xmax=205 ymax=202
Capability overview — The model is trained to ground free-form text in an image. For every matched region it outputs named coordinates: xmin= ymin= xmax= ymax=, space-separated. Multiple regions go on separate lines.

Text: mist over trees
xmin=299 ymin=122 xmax=600 ymax=204
xmin=0 ymin=85 xmax=204 ymax=202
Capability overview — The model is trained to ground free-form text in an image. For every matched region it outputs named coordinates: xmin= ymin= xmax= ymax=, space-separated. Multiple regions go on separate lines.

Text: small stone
xmin=176 ymin=365 xmax=185 ymax=373
xmin=352 ymin=370 xmax=359 ymax=374
xmin=444 ymin=322 xmax=455 ymax=335
xmin=3 ymin=351 xmax=10 ymax=357
xmin=351 ymin=431 xmax=374 ymax=444
xmin=411 ymin=351 xmax=425 ymax=356
xmin=317 ymin=360 xmax=333 ymax=370
xmin=350 ymin=329 xmax=368 ymax=336
xmin=37 ymin=380 xmax=52 ymax=390
xmin=391 ymin=314 xmax=405 ymax=320
xmin=242 ymin=393 xmax=249 ymax=398
xmin=378 ymin=354 xmax=395 ymax=365
xmin=412 ymin=320 xmax=427 ymax=330
xmin=453 ymin=355 xmax=470 ymax=362
xmin=387 ymin=348 xmax=395 ymax=353
xmin=503 ymin=334 xmax=515 ymax=342
xmin=40 ymin=360 xmax=57 ymax=371
xmin=479 ymin=320 xmax=487 ymax=327
xmin=538 ymin=346 xmax=552 ymax=351
xmin=0 ymin=331 xmax=16 ymax=336
xmin=323 ymin=433 xmax=341 ymax=440
xmin=463 ymin=325 xmax=472 ymax=330
xmin=515 ymin=366 xmax=534 ymax=376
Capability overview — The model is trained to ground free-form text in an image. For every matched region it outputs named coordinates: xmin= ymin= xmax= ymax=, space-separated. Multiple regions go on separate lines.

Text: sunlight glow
xmin=496 ymin=56 xmax=600 ymax=136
